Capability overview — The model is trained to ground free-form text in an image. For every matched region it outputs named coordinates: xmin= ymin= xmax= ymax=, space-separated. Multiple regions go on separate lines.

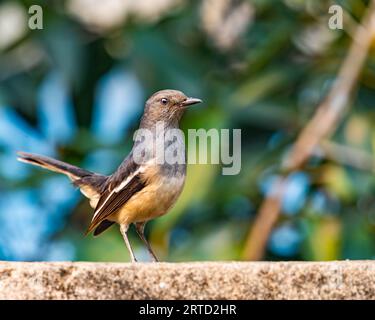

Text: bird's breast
xmin=113 ymin=164 xmax=186 ymax=225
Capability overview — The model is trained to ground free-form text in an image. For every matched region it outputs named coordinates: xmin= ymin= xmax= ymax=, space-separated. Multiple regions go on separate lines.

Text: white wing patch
xmin=79 ymin=186 xmax=101 ymax=208
xmin=91 ymin=166 xmax=146 ymax=221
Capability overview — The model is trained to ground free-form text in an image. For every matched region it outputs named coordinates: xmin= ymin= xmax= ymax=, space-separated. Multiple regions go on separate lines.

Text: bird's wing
xmin=86 ymin=155 xmax=147 ymax=234
xmin=93 ymin=220 xmax=115 ymax=236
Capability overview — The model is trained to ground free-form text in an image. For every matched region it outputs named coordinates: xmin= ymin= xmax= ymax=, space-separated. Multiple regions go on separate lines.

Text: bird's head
xmin=140 ymin=89 xmax=202 ymax=128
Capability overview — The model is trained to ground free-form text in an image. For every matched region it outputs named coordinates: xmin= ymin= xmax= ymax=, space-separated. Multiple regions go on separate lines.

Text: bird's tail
xmin=17 ymin=152 xmax=114 ymax=235
xmin=17 ymin=151 xmax=94 ymax=180
xmin=17 ymin=151 xmax=108 ymax=204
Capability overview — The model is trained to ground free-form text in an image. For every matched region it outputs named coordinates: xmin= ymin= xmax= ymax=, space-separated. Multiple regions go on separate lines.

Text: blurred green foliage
xmin=0 ymin=0 xmax=375 ymax=262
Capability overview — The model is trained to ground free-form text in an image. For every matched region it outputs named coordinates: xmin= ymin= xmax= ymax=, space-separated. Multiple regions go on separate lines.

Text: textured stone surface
xmin=0 ymin=261 xmax=375 ymax=299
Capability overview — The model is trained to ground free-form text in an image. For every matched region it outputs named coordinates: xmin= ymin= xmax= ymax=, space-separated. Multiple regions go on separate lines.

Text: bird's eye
xmin=161 ymin=98 xmax=168 ymax=105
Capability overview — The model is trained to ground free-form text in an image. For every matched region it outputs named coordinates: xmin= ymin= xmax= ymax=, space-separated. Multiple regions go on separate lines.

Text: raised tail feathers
xmin=17 ymin=151 xmax=108 ymax=206
xmin=17 ymin=151 xmax=114 ymax=235
xmin=17 ymin=151 xmax=94 ymax=180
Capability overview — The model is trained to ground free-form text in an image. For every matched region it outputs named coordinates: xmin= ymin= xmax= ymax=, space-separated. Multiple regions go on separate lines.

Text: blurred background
xmin=0 ymin=0 xmax=375 ymax=262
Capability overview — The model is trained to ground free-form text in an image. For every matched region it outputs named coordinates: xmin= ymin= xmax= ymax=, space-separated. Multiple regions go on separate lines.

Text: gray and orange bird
xmin=17 ymin=89 xmax=202 ymax=262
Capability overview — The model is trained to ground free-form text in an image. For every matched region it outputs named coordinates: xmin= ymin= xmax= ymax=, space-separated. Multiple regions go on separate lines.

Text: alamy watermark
xmin=26 ymin=3 xmax=344 ymax=31
xmin=132 ymin=122 xmax=241 ymax=176
xmin=28 ymin=5 xmax=43 ymax=30
xmin=328 ymin=4 xmax=343 ymax=30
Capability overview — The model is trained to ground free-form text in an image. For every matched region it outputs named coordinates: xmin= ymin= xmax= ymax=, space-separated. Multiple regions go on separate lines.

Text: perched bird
xmin=17 ymin=89 xmax=202 ymax=262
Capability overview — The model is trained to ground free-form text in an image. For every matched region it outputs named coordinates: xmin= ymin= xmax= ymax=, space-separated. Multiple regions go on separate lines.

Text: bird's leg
xmin=135 ymin=222 xmax=159 ymax=262
xmin=119 ymin=224 xmax=137 ymax=263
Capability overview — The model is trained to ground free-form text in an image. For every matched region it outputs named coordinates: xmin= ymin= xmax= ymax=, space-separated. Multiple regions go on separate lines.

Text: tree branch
xmin=319 ymin=140 xmax=375 ymax=173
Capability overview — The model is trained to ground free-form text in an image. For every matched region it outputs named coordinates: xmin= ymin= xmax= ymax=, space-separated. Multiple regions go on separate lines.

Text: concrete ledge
xmin=0 ymin=261 xmax=374 ymax=299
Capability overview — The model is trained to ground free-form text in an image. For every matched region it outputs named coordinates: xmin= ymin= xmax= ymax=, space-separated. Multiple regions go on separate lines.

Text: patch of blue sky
xmin=37 ymin=71 xmax=77 ymax=145
xmin=44 ymin=240 xmax=76 ymax=261
xmin=311 ymin=190 xmax=327 ymax=214
xmin=282 ymin=172 xmax=310 ymax=215
xmin=38 ymin=176 xmax=80 ymax=236
xmin=0 ymin=152 xmax=30 ymax=180
xmin=0 ymin=106 xmax=54 ymax=156
xmin=83 ymin=148 xmax=122 ymax=175
xmin=310 ymin=190 xmax=340 ymax=215
xmin=259 ymin=171 xmax=310 ymax=216
xmin=91 ymin=68 xmax=144 ymax=145
xmin=0 ymin=189 xmax=48 ymax=260
xmin=269 ymin=223 xmax=302 ymax=257
xmin=0 ymin=178 xmax=78 ymax=260
xmin=39 ymin=176 xmax=79 ymax=211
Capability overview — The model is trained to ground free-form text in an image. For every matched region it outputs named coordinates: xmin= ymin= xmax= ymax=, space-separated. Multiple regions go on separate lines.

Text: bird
xmin=17 ymin=89 xmax=202 ymax=262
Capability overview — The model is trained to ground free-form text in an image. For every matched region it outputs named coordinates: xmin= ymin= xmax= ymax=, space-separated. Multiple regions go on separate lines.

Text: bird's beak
xmin=181 ymin=97 xmax=203 ymax=107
